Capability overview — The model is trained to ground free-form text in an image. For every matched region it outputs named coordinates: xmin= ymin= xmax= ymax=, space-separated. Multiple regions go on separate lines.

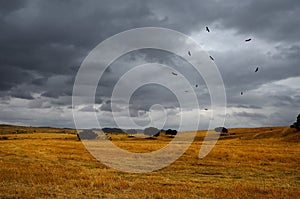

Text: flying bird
xmin=195 ymin=84 xmax=198 ymax=88
xmin=255 ymin=67 xmax=259 ymax=72
xmin=184 ymin=90 xmax=189 ymax=93
xmin=188 ymin=51 xmax=191 ymax=56
xmin=171 ymin=72 xmax=178 ymax=76
xmin=206 ymin=26 xmax=210 ymax=32
xmin=245 ymin=38 xmax=252 ymax=42
xmin=204 ymin=108 xmax=208 ymax=111
xmin=209 ymin=55 xmax=214 ymax=61
xmin=240 ymin=92 xmax=243 ymax=95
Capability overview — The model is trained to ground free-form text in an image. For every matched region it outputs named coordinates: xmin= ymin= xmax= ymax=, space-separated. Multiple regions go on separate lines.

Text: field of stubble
xmin=0 ymin=125 xmax=299 ymax=198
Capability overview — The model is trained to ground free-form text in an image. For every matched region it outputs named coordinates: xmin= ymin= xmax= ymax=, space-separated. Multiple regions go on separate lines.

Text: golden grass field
xmin=0 ymin=125 xmax=299 ymax=198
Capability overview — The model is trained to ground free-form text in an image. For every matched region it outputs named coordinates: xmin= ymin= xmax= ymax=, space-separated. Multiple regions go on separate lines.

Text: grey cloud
xmin=0 ymin=0 xmax=27 ymax=17
xmin=41 ymin=75 xmax=73 ymax=98
xmin=0 ymin=66 xmax=33 ymax=91
xmin=100 ymin=100 xmax=123 ymax=112
xmin=0 ymin=0 xmax=299 ymax=129
xmin=233 ymin=111 xmax=268 ymax=119
xmin=79 ymin=105 xmax=99 ymax=112
xmin=31 ymin=77 xmax=48 ymax=86
xmin=10 ymin=89 xmax=34 ymax=100
xmin=27 ymin=98 xmax=51 ymax=109
xmin=0 ymin=0 xmax=158 ymax=100
xmin=41 ymin=91 xmax=61 ymax=99
xmin=229 ymin=104 xmax=262 ymax=109
xmin=215 ymin=0 xmax=300 ymax=43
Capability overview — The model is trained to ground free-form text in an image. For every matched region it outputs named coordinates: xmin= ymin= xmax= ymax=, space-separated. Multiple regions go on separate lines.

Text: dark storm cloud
xmin=0 ymin=66 xmax=33 ymax=91
xmin=10 ymin=87 xmax=34 ymax=100
xmin=40 ymin=75 xmax=73 ymax=99
xmin=128 ymin=84 xmax=180 ymax=115
xmin=0 ymin=0 xmax=159 ymax=98
xmin=31 ymin=77 xmax=48 ymax=86
xmin=1 ymin=0 xmax=299 ymax=96
xmin=0 ymin=0 xmax=27 ymax=16
xmin=217 ymin=0 xmax=300 ymax=43
xmin=148 ymin=0 xmax=300 ymax=43
xmin=0 ymin=0 xmax=299 ymax=128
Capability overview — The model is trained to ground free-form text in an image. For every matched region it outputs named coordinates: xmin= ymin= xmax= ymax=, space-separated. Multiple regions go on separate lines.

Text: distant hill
xmin=1 ymin=125 xmax=299 ymax=142
xmin=0 ymin=124 xmax=76 ymax=135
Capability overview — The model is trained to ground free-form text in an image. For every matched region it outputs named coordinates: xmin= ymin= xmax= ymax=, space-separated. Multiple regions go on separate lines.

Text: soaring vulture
xmin=245 ymin=38 xmax=252 ymax=42
xmin=209 ymin=55 xmax=214 ymax=61
xmin=255 ymin=67 xmax=259 ymax=72
xmin=206 ymin=26 xmax=210 ymax=32
xmin=188 ymin=51 xmax=191 ymax=56
xmin=171 ymin=72 xmax=178 ymax=76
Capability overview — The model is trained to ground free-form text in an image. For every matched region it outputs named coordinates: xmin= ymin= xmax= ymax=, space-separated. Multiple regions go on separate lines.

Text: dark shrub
xmin=126 ymin=129 xmax=137 ymax=137
xmin=214 ymin=127 xmax=228 ymax=135
xmin=102 ymin=128 xmax=124 ymax=134
xmin=0 ymin=136 xmax=8 ymax=140
xmin=290 ymin=114 xmax=300 ymax=131
xmin=166 ymin=129 xmax=177 ymax=137
xmin=143 ymin=127 xmax=160 ymax=137
xmin=77 ymin=130 xmax=98 ymax=140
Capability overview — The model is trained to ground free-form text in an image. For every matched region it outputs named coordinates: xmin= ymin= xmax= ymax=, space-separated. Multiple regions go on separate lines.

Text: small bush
xmin=77 ymin=130 xmax=98 ymax=140
xmin=143 ymin=127 xmax=160 ymax=137
xmin=214 ymin=127 xmax=228 ymax=135
xmin=290 ymin=114 xmax=300 ymax=131
xmin=166 ymin=129 xmax=177 ymax=137
xmin=0 ymin=136 xmax=8 ymax=140
xmin=126 ymin=129 xmax=137 ymax=137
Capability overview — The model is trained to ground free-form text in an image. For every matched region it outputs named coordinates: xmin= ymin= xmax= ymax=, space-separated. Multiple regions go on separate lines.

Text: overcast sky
xmin=0 ymin=0 xmax=299 ymax=130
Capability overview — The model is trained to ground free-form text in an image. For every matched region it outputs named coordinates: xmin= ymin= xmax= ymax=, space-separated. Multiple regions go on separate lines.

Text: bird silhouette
xmin=245 ymin=38 xmax=252 ymax=42
xmin=188 ymin=51 xmax=191 ymax=56
xmin=204 ymin=108 xmax=208 ymax=111
xmin=171 ymin=72 xmax=178 ymax=76
xmin=195 ymin=84 xmax=198 ymax=88
xmin=209 ymin=56 xmax=214 ymax=61
xmin=255 ymin=67 xmax=259 ymax=72
xmin=241 ymin=92 xmax=243 ymax=95
xmin=206 ymin=26 xmax=210 ymax=32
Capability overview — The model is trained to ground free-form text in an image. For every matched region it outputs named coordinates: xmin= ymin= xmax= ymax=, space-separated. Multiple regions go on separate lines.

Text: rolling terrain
xmin=0 ymin=125 xmax=299 ymax=198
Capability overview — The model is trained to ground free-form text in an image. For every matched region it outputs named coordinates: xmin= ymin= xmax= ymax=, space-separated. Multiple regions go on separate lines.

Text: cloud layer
xmin=0 ymin=0 xmax=299 ymax=130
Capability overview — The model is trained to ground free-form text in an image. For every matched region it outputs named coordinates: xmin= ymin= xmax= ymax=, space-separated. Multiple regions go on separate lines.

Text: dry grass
xmin=0 ymin=125 xmax=299 ymax=198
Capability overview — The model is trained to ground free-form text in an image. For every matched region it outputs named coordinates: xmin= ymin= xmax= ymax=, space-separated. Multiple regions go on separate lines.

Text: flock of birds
xmin=170 ymin=26 xmax=260 ymax=110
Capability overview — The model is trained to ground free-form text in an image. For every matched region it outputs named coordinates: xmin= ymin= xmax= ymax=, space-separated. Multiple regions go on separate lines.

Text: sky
xmin=0 ymin=0 xmax=299 ymax=130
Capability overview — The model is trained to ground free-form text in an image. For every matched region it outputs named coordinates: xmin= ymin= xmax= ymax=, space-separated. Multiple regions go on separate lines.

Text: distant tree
xmin=214 ymin=127 xmax=228 ymax=135
xmin=290 ymin=114 xmax=300 ymax=131
xmin=102 ymin=128 xmax=124 ymax=134
xmin=143 ymin=127 xmax=160 ymax=137
xmin=166 ymin=129 xmax=177 ymax=137
xmin=126 ymin=129 xmax=137 ymax=137
xmin=153 ymin=131 xmax=160 ymax=137
xmin=77 ymin=130 xmax=98 ymax=140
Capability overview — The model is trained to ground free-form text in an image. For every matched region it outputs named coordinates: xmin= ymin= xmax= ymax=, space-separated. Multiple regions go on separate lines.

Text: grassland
xmin=0 ymin=125 xmax=299 ymax=198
